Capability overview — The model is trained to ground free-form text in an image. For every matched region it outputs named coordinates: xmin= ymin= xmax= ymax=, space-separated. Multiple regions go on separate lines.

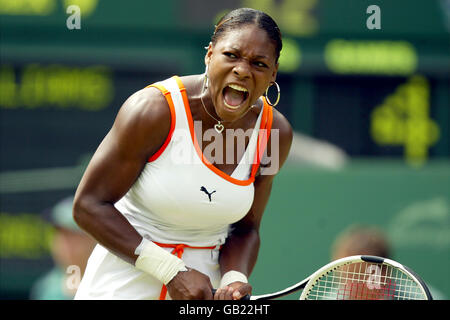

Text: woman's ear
xmin=204 ymin=42 xmax=213 ymax=66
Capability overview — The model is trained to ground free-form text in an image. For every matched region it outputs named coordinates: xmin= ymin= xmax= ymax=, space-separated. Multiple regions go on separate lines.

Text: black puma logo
xmin=200 ymin=186 xmax=216 ymax=202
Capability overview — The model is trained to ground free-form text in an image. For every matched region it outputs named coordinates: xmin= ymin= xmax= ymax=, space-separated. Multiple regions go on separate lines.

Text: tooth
xmin=229 ymin=84 xmax=248 ymax=92
xmin=224 ymin=101 xmax=240 ymax=109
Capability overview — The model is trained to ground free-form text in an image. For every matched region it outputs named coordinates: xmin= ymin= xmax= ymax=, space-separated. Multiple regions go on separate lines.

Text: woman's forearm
xmin=219 ymin=226 xmax=260 ymax=277
xmin=73 ymin=195 xmax=142 ymax=265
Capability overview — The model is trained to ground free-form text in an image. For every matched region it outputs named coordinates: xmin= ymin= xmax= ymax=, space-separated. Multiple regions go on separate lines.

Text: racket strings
xmin=305 ymin=262 xmax=426 ymax=300
xmin=311 ymin=276 xmax=424 ymax=300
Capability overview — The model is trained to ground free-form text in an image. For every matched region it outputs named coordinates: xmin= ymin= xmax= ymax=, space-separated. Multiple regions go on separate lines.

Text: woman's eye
xmin=255 ymin=62 xmax=268 ymax=68
xmin=224 ymin=52 xmax=237 ymax=58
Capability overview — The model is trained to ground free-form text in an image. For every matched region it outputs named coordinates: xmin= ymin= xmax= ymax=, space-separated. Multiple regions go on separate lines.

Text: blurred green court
xmin=253 ymin=159 xmax=450 ymax=299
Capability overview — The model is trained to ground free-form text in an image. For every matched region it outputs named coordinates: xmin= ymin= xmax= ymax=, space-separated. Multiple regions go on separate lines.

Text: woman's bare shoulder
xmin=117 ymin=86 xmax=170 ymax=125
xmin=110 ymin=86 xmax=172 ymax=159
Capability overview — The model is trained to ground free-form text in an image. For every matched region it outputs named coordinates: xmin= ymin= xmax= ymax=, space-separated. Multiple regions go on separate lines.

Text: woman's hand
xmin=213 ymin=281 xmax=252 ymax=300
xmin=166 ymin=268 xmax=214 ymax=300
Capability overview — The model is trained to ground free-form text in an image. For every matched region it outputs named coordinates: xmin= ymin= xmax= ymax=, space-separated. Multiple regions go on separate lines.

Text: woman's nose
xmin=233 ymin=60 xmax=251 ymax=79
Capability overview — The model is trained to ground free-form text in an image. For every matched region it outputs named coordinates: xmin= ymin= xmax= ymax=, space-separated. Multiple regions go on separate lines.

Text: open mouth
xmin=222 ymin=84 xmax=249 ymax=109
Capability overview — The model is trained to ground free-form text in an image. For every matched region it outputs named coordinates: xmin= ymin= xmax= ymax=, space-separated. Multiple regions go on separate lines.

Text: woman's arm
xmin=73 ymin=87 xmax=172 ymax=264
xmin=216 ymin=108 xmax=293 ymax=300
xmin=73 ymin=87 xmax=215 ymax=299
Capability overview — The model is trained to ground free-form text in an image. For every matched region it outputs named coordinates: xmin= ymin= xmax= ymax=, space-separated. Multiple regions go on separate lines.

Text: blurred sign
xmin=324 ymin=39 xmax=418 ymax=76
xmin=0 ymin=213 xmax=53 ymax=259
xmin=0 ymin=64 xmax=113 ymax=110
xmin=312 ymin=74 xmax=448 ymax=163
xmin=371 ymin=75 xmax=440 ymax=166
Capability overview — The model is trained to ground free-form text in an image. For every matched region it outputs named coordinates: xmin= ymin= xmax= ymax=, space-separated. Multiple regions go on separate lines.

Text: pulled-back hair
xmin=211 ymin=8 xmax=283 ymax=63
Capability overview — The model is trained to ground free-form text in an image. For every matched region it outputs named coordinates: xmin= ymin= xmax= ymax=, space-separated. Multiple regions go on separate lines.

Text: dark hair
xmin=211 ymin=8 xmax=283 ymax=63
xmin=331 ymin=225 xmax=391 ymax=260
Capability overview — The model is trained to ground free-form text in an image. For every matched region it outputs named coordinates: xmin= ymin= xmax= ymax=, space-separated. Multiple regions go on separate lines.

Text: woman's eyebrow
xmin=227 ymin=47 xmax=269 ymax=60
xmin=227 ymin=46 xmax=240 ymax=52
xmin=254 ymin=54 xmax=269 ymax=60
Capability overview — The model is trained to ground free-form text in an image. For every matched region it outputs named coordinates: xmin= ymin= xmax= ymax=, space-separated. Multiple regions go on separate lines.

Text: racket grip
xmin=211 ymin=289 xmax=251 ymax=300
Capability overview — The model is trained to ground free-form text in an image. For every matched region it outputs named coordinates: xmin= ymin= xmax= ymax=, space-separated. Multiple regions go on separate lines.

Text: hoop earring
xmin=265 ymin=81 xmax=280 ymax=107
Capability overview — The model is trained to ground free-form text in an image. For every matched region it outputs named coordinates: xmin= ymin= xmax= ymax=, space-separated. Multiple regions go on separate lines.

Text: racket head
xmin=299 ymin=255 xmax=432 ymax=300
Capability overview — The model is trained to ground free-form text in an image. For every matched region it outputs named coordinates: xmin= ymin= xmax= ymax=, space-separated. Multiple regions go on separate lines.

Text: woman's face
xmin=205 ymin=24 xmax=279 ymax=122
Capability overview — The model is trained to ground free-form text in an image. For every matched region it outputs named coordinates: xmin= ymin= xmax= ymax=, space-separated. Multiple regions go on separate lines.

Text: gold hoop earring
xmin=265 ymin=81 xmax=280 ymax=107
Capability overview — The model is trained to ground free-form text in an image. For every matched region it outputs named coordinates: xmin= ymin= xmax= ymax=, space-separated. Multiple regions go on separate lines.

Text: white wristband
xmin=134 ymin=238 xmax=187 ymax=285
xmin=220 ymin=270 xmax=248 ymax=288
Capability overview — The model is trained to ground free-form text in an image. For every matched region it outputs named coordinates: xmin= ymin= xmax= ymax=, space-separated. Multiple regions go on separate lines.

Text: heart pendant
xmin=214 ymin=123 xmax=224 ymax=133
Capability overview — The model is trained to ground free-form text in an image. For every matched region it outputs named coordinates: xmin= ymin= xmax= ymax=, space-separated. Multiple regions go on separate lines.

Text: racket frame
xmin=299 ymin=255 xmax=432 ymax=300
xmin=247 ymin=255 xmax=432 ymax=300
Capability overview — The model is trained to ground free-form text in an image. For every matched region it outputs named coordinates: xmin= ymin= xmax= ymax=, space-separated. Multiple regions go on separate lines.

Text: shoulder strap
xmin=250 ymin=97 xmax=273 ymax=179
xmin=145 ymin=82 xmax=177 ymax=162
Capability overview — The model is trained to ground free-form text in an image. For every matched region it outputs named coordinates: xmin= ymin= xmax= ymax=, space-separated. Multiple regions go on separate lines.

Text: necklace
xmin=200 ymin=93 xmax=225 ymax=133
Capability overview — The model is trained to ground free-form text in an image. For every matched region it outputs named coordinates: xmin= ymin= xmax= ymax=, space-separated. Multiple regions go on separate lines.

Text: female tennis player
xmin=73 ymin=8 xmax=292 ymax=300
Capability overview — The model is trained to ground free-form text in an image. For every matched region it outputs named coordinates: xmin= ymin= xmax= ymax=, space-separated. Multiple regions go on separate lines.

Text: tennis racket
xmin=214 ymin=255 xmax=433 ymax=300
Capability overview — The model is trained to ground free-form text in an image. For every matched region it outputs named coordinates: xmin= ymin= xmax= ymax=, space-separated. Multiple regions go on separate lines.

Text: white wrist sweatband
xmin=220 ymin=270 xmax=248 ymax=288
xmin=134 ymin=238 xmax=187 ymax=285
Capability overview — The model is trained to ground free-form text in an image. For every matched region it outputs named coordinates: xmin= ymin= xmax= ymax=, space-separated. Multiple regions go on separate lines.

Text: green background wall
xmin=1 ymin=0 xmax=449 ymax=299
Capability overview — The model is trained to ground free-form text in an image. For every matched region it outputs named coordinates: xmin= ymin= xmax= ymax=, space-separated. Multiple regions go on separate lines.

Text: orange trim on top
xmin=173 ymin=76 xmax=258 ymax=186
xmin=145 ymin=84 xmax=176 ymax=162
xmin=250 ymin=97 xmax=273 ymax=179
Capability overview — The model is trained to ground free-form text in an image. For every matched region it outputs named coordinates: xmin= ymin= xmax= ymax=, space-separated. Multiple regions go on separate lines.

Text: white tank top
xmin=115 ymin=76 xmax=273 ymax=247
